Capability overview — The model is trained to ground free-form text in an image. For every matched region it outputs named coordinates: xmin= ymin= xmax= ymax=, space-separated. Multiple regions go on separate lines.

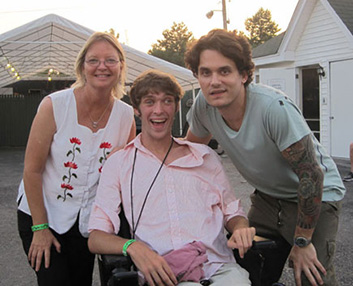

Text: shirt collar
xmin=127 ymin=134 xmax=212 ymax=168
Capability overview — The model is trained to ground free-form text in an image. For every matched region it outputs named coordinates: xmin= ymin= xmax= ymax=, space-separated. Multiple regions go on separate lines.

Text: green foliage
xmin=148 ymin=22 xmax=194 ymax=67
xmin=245 ymin=8 xmax=281 ymax=48
xmin=232 ymin=29 xmax=247 ymax=38
xmin=106 ymin=28 xmax=120 ymax=39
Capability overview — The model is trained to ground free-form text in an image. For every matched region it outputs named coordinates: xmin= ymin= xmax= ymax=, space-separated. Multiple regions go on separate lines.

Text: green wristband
xmin=122 ymin=239 xmax=136 ymax=256
xmin=31 ymin=223 xmax=49 ymax=232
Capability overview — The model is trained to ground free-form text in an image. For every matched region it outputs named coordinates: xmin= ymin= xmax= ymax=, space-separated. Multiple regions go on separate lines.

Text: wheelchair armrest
xmin=98 ymin=208 xmax=139 ymax=285
xmin=108 ymin=268 xmax=139 ymax=286
xmin=233 ymin=236 xmax=285 ymax=286
xmin=99 ymin=254 xmax=133 ymax=271
xmin=98 ymin=254 xmax=138 ymax=286
xmin=252 ymin=239 xmax=277 ymax=250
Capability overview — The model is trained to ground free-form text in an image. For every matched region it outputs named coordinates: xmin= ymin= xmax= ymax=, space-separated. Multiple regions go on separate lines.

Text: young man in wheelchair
xmin=88 ymin=69 xmax=256 ymax=286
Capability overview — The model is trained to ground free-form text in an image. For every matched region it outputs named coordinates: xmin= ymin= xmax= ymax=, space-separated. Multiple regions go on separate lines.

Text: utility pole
xmin=206 ymin=0 xmax=229 ymax=30
xmin=222 ymin=0 xmax=228 ymax=30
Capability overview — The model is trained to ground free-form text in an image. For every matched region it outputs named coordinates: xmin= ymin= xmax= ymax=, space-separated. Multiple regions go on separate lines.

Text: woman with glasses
xmin=17 ymin=32 xmax=136 ymax=286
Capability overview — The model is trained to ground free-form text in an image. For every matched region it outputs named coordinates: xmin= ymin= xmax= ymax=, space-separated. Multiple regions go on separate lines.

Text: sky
xmin=0 ymin=0 xmax=299 ymax=53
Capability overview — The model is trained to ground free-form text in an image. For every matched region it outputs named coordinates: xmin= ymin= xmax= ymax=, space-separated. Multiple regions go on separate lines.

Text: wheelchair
xmin=97 ymin=209 xmax=286 ymax=286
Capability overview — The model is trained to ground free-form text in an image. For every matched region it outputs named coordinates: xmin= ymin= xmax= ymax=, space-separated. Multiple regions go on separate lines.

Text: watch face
xmin=295 ymin=237 xmax=310 ymax=247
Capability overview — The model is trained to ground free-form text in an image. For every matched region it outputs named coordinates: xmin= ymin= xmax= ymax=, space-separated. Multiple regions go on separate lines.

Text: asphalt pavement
xmin=0 ymin=147 xmax=352 ymax=286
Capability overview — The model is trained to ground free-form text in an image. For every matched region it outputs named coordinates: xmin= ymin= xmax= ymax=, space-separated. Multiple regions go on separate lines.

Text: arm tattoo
xmin=281 ymin=135 xmax=324 ymax=229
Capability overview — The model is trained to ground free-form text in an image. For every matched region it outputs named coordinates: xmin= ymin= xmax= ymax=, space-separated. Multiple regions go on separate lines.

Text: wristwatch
xmin=294 ymin=236 xmax=312 ymax=248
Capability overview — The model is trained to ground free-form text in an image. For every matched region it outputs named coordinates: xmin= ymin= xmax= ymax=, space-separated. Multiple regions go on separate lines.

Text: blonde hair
xmin=71 ymin=32 xmax=126 ymax=99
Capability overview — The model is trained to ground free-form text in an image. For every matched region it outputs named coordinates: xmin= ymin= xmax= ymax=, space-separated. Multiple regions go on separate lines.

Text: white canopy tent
xmin=0 ymin=14 xmax=199 ymax=134
xmin=0 ymin=14 xmax=199 ymax=90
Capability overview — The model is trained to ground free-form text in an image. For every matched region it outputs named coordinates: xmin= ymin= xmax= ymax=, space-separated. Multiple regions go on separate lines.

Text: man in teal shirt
xmin=185 ymin=29 xmax=345 ymax=286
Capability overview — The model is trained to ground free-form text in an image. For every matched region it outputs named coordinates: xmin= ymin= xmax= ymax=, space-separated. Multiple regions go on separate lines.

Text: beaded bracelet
xmin=122 ymin=239 xmax=136 ymax=256
xmin=31 ymin=223 xmax=49 ymax=232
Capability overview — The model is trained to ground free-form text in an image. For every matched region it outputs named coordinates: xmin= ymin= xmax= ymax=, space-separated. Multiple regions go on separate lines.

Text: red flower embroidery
xmin=64 ymin=161 xmax=78 ymax=169
xmin=58 ymin=137 xmax=81 ymax=201
xmin=61 ymin=183 xmax=73 ymax=190
xmin=100 ymin=142 xmax=112 ymax=149
xmin=70 ymin=137 xmax=81 ymax=145
xmin=98 ymin=141 xmax=112 ymax=171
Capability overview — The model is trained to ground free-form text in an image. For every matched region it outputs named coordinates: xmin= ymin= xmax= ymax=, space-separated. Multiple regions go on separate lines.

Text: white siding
xmin=295 ymin=2 xmax=353 ymax=66
xmin=255 ymin=0 xmax=353 ymax=155
xmin=293 ymin=1 xmax=353 ymax=152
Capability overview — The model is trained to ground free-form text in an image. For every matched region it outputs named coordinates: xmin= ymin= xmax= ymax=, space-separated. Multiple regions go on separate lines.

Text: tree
xmin=245 ymin=8 xmax=280 ymax=48
xmin=106 ymin=28 xmax=120 ymax=39
xmin=232 ymin=29 xmax=247 ymax=38
xmin=148 ymin=22 xmax=194 ymax=67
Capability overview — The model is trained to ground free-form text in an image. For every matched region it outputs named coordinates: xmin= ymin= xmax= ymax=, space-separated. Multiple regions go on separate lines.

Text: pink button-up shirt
xmin=89 ymin=135 xmax=247 ymax=279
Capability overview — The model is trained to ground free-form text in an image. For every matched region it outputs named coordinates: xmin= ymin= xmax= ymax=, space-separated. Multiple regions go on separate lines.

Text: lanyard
xmin=130 ymin=138 xmax=174 ymax=239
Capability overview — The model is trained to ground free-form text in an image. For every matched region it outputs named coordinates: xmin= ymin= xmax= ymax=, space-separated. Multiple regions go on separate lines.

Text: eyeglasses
xmin=85 ymin=59 xmax=120 ymax=67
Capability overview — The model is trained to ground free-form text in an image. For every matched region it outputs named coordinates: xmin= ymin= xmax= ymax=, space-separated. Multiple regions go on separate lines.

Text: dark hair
xmin=184 ymin=29 xmax=254 ymax=87
xmin=129 ymin=69 xmax=184 ymax=109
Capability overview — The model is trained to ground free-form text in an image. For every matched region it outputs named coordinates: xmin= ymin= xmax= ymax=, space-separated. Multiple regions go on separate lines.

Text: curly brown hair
xmin=184 ymin=29 xmax=254 ymax=87
xmin=129 ymin=69 xmax=184 ymax=110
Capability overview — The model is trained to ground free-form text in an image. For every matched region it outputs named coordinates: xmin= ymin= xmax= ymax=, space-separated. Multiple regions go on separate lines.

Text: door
xmin=331 ymin=59 xmax=353 ymax=158
xmin=302 ymin=68 xmax=320 ymax=141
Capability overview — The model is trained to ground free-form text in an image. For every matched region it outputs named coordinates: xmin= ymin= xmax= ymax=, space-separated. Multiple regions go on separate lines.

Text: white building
xmin=253 ymin=0 xmax=353 ymax=158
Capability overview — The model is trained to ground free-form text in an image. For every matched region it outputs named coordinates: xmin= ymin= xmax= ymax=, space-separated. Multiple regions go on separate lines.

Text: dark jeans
xmin=17 ymin=210 xmax=95 ymax=286
xmin=245 ymin=190 xmax=341 ymax=286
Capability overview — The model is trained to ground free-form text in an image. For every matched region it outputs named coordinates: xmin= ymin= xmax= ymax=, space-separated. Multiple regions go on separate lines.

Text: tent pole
xmin=179 ymin=100 xmax=183 ymax=136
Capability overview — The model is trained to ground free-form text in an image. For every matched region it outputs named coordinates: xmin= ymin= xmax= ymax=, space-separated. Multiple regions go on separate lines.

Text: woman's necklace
xmin=87 ymin=99 xmax=112 ymax=129
xmin=130 ymin=138 xmax=174 ymax=239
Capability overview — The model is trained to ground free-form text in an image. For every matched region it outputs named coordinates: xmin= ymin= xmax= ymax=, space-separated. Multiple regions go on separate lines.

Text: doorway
xmin=330 ymin=59 xmax=353 ymax=158
xmin=302 ymin=68 xmax=320 ymax=141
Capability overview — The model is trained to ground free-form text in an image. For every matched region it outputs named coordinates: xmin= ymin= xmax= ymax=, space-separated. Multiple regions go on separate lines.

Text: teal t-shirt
xmin=187 ymin=83 xmax=345 ymax=202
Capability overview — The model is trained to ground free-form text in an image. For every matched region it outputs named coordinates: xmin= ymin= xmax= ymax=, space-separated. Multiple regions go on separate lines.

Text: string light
xmin=47 ymin=68 xmax=60 ymax=81
xmin=3 ymin=61 xmax=21 ymax=80
xmin=1 ymin=47 xmax=21 ymax=80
